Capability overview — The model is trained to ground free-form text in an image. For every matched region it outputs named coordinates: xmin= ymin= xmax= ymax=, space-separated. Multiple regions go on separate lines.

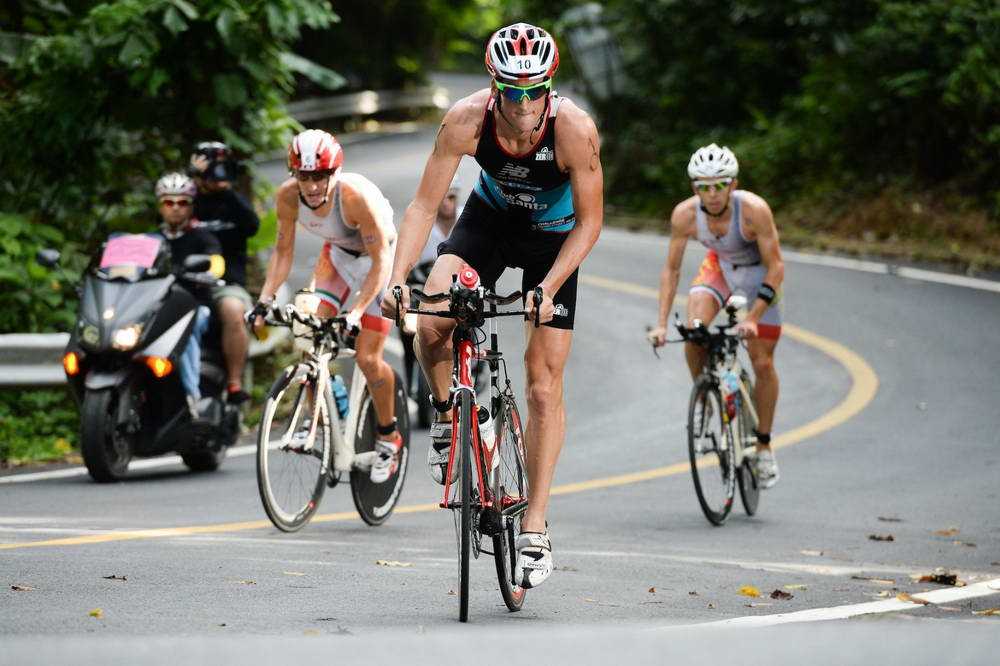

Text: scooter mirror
xmin=36 ymin=248 xmax=61 ymax=268
xmin=183 ymin=254 xmax=212 ymax=272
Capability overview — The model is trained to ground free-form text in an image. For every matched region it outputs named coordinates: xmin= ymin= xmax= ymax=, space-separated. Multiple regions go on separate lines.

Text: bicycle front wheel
xmin=257 ymin=365 xmax=332 ymax=532
xmin=456 ymin=390 xmax=473 ymax=623
xmin=687 ymin=376 xmax=736 ymax=526
xmin=350 ymin=369 xmax=411 ymax=526
xmin=492 ymin=396 xmax=528 ymax=612
xmin=736 ymin=373 xmax=760 ymax=516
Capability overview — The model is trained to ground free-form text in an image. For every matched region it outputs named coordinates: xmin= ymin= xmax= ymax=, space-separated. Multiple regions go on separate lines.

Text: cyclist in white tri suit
xmin=648 ymin=144 xmax=785 ymax=488
xmin=251 ymin=129 xmax=402 ymax=485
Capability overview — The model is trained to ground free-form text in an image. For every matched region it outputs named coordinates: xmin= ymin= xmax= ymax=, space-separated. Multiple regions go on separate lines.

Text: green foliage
xmin=0 ymin=213 xmax=87 ymax=333
xmin=0 ymin=388 xmax=79 ymax=465
xmin=581 ymin=0 xmax=999 ymax=217
xmin=0 ymin=0 xmax=341 ymax=238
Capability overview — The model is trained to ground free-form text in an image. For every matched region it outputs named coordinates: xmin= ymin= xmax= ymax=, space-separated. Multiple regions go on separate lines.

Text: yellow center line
xmin=1 ymin=273 xmax=878 ymax=551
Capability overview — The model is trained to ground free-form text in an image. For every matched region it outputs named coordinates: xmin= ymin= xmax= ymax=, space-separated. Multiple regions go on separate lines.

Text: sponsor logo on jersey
xmin=535 ymin=146 xmax=554 ymax=161
xmin=500 ymin=191 xmax=547 ymax=211
xmin=497 ymin=163 xmax=530 ymax=180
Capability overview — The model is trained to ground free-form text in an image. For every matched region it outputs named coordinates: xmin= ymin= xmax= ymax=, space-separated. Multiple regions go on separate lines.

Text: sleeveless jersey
xmin=296 ymin=172 xmax=394 ymax=254
xmin=472 ymin=94 xmax=574 ymax=232
xmin=694 ymin=190 xmax=761 ymax=268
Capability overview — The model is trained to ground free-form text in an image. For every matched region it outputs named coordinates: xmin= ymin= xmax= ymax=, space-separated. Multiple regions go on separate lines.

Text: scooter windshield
xmin=98 ymin=233 xmax=166 ymax=281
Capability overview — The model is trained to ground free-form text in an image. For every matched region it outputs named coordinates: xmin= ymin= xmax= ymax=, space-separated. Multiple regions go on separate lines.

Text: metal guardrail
xmin=286 ymin=86 xmax=449 ymax=123
xmin=0 ymin=286 xmax=290 ymax=388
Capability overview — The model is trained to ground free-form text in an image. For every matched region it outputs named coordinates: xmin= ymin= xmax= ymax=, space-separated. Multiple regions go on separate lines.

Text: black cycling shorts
xmin=437 ymin=193 xmax=578 ymax=330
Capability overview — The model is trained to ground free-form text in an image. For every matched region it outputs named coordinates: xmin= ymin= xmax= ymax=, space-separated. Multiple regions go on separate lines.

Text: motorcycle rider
xmin=188 ymin=141 xmax=260 ymax=404
xmin=155 ymin=172 xmax=225 ymax=415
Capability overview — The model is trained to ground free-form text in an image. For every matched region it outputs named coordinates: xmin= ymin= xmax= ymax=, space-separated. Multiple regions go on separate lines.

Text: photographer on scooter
xmin=188 ymin=141 xmax=259 ymax=404
xmin=155 ymin=172 xmax=225 ymax=417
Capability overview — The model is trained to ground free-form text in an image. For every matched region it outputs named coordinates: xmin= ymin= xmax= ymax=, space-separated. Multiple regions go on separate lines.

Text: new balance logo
xmin=497 ymin=163 xmax=530 ymax=180
xmin=535 ymin=147 xmax=554 ymax=161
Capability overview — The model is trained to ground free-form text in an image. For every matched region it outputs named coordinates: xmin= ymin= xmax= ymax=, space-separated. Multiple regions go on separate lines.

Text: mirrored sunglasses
xmin=160 ymin=198 xmax=192 ymax=208
xmin=495 ymin=80 xmax=551 ymax=103
xmin=295 ymin=170 xmax=334 ymax=182
xmin=693 ymin=179 xmax=733 ymax=193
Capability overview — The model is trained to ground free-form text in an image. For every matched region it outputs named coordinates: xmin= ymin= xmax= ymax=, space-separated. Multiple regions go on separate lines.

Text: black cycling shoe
xmin=226 ymin=388 xmax=251 ymax=405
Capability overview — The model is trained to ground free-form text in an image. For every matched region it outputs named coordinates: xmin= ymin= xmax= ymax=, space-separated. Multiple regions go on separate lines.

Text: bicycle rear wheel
xmin=736 ymin=373 xmax=760 ymax=516
xmin=257 ymin=365 xmax=332 ymax=532
xmin=687 ymin=376 xmax=736 ymax=526
xmin=455 ymin=391 xmax=473 ymax=622
xmin=350 ymin=370 xmax=411 ymax=526
xmin=492 ymin=396 xmax=528 ymax=612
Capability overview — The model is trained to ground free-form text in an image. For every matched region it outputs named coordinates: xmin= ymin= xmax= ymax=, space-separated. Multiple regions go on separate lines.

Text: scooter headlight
xmin=111 ymin=324 xmax=143 ymax=351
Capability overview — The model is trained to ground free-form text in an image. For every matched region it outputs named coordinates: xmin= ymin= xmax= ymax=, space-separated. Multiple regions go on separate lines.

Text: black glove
xmin=245 ymin=300 xmax=271 ymax=328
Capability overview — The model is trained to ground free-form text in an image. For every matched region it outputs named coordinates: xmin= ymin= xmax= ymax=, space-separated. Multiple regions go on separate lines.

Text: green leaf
xmin=278 ymin=51 xmax=346 ymax=90
xmin=169 ymin=0 xmax=199 ymax=20
xmin=1 ymin=238 xmax=23 ymax=256
xmin=213 ymin=73 xmax=248 ymax=108
xmin=118 ymin=33 xmax=151 ymax=66
xmin=147 ymin=68 xmax=169 ymax=96
xmin=216 ymin=9 xmax=236 ymax=45
xmin=163 ymin=6 xmax=188 ymax=36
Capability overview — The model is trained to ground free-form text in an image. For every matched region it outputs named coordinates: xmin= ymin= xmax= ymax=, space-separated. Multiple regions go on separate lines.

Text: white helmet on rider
xmin=485 ymin=22 xmax=560 ymax=85
xmin=687 ymin=144 xmax=739 ymax=180
xmin=155 ymin=172 xmax=197 ymax=199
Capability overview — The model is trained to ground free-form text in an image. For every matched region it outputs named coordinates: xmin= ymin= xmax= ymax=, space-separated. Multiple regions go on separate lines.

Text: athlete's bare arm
xmin=533 ymin=101 xmax=603 ymax=312
xmin=341 ymin=178 xmax=396 ymax=317
xmin=655 ymin=199 xmax=697 ymax=332
xmin=259 ymin=178 xmax=299 ymax=303
xmin=387 ymin=91 xmax=489 ymax=293
xmin=739 ymin=192 xmax=784 ymax=324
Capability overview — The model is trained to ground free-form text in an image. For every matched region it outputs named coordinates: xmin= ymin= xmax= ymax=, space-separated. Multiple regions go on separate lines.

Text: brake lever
xmin=532 ymin=287 xmax=543 ymax=329
xmin=392 ymin=285 xmax=403 ymax=327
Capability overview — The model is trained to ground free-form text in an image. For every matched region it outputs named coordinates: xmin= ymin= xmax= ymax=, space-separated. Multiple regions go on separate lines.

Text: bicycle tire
xmin=256 ymin=365 xmax=332 ymax=532
xmin=350 ymin=369 xmax=411 ymax=526
xmin=493 ymin=396 xmax=528 ymax=612
xmin=687 ymin=376 xmax=735 ymax=526
xmin=457 ymin=390 xmax=473 ymax=623
xmin=736 ymin=372 xmax=760 ymax=515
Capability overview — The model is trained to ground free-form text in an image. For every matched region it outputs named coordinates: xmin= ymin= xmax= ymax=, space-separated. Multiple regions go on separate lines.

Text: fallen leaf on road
xmin=218 ymin=623 xmax=227 ymax=627
xmin=851 ymin=575 xmax=896 ymax=585
xmin=744 ymin=602 xmax=772 ymax=608
xmin=868 ymin=534 xmax=895 ymax=542
xmin=770 ymin=589 xmax=793 ymax=600
xmin=238 ymin=580 xmax=256 ymax=585
xmin=11 ymin=585 xmax=34 ymax=592
xmin=738 ymin=585 xmax=761 ymax=598
xmin=707 ymin=603 xmax=715 ymax=609
xmin=688 ymin=591 xmax=698 ymax=596
xmin=447 ymin=590 xmax=456 ymax=596
xmin=800 ymin=549 xmax=823 ymax=557
xmin=102 ymin=575 xmax=127 ymax=582
xmin=877 ymin=516 xmax=903 ymax=523
xmin=972 ymin=608 xmax=1000 ymax=616
xmin=283 ymin=571 xmax=306 ymax=576
xmin=933 ymin=527 xmax=960 ymax=537
xmin=876 ymin=590 xmax=891 ymax=598
xmin=917 ymin=573 xmax=964 ymax=586
xmin=952 ymin=541 xmax=976 ymax=548
xmin=784 ymin=584 xmax=808 ymax=591
xmin=583 ymin=598 xmax=596 ymax=603
xmin=896 ymin=593 xmax=930 ymax=605
xmin=375 ymin=560 xmax=412 ymax=568
xmin=648 ymin=587 xmax=656 ymax=594
xmin=89 ymin=608 xmax=104 ymax=618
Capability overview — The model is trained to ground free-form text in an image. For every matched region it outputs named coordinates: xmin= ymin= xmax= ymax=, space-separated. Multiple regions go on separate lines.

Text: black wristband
xmin=376 ymin=418 xmax=398 ymax=436
xmin=756 ymin=283 xmax=776 ymax=305
xmin=752 ymin=429 xmax=771 ymax=445
xmin=431 ymin=396 xmax=453 ymax=413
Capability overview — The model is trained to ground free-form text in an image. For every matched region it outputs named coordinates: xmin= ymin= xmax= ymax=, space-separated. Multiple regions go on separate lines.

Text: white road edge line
xmin=686 ymin=578 xmax=1000 ymax=628
xmin=598 ymin=227 xmax=1000 ymax=294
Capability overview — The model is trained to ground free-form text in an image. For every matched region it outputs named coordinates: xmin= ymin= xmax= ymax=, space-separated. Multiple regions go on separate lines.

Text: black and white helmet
xmin=155 ymin=172 xmax=197 ymax=198
xmin=687 ymin=144 xmax=739 ymax=179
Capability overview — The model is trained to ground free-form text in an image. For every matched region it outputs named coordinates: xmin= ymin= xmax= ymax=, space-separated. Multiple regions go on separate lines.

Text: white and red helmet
xmin=287 ymin=129 xmax=344 ymax=173
xmin=155 ymin=172 xmax=197 ymax=199
xmin=485 ymin=22 xmax=560 ymax=85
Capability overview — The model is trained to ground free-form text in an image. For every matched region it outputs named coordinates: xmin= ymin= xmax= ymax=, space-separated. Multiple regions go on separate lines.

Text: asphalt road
xmin=2 ymin=79 xmax=999 ymax=661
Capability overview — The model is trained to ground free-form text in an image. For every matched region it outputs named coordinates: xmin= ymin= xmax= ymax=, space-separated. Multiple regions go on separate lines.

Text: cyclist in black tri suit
xmin=382 ymin=22 xmax=604 ymax=591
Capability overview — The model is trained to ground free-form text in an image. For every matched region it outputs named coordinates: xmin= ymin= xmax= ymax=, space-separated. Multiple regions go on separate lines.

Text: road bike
xmin=393 ymin=267 xmax=532 ymax=622
xmin=658 ymin=294 xmax=761 ymax=525
xmin=254 ymin=292 xmax=409 ymax=532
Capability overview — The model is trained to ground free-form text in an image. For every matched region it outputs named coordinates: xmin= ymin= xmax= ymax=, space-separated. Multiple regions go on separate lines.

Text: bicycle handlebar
xmin=391 ymin=282 xmax=525 ymax=327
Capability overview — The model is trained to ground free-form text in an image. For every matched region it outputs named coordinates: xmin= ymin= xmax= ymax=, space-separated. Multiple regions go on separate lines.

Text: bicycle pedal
xmin=326 ymin=470 xmax=342 ymax=488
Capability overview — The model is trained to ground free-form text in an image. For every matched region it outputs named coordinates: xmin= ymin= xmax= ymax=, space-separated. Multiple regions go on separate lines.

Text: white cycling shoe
xmin=755 ymin=448 xmax=780 ymax=489
xmin=427 ymin=420 xmax=457 ymax=485
xmin=514 ymin=531 xmax=553 ymax=589
xmin=370 ymin=433 xmax=403 ymax=484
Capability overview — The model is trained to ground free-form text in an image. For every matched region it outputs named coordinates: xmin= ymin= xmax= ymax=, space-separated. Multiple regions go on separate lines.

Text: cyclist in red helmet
xmin=382 ymin=22 xmax=604 ymax=589
xmin=251 ymin=129 xmax=403 ymax=485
